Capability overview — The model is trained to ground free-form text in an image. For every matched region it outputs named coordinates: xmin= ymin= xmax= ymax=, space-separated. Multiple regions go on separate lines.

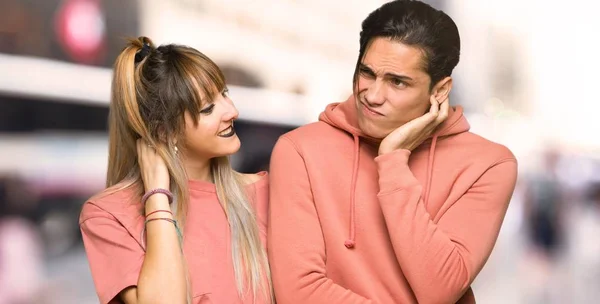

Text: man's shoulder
xmin=454 ymin=131 xmax=516 ymax=164
xmin=278 ymin=121 xmax=347 ymax=150
xmin=286 ymin=121 xmax=338 ymax=136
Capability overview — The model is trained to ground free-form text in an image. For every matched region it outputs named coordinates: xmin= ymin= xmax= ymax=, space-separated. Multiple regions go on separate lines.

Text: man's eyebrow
xmin=360 ymin=64 xmax=414 ymax=82
xmin=385 ymin=72 xmax=414 ymax=82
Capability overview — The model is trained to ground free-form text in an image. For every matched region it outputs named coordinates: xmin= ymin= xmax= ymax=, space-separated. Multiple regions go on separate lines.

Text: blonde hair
xmin=106 ymin=36 xmax=272 ymax=302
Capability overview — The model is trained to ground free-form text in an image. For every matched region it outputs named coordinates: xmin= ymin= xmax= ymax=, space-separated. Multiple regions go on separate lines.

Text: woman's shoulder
xmin=238 ymin=171 xmax=269 ymax=187
xmin=80 ymin=182 xmax=142 ymax=225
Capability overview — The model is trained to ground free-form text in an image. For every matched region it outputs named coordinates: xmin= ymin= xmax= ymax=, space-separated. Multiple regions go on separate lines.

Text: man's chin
xmin=357 ymin=116 xmax=387 ymax=139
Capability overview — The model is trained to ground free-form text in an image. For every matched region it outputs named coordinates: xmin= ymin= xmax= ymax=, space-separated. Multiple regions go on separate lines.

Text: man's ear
xmin=431 ymin=76 xmax=452 ymax=103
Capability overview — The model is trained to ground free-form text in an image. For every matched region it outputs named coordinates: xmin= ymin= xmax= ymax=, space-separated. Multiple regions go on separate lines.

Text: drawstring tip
xmin=344 ymin=240 xmax=355 ymax=249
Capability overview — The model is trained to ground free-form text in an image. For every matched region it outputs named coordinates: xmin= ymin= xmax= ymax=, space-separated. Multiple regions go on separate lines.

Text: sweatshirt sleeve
xmin=80 ymin=203 xmax=145 ymax=304
xmin=376 ymin=149 xmax=517 ymax=304
xmin=268 ymin=136 xmax=372 ymax=304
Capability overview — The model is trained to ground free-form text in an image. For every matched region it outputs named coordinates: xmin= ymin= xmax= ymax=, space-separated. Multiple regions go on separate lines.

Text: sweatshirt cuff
xmin=375 ymin=149 xmax=420 ymax=193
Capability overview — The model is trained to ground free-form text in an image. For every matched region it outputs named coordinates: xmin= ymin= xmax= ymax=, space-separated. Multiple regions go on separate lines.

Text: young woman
xmin=80 ymin=37 xmax=272 ymax=304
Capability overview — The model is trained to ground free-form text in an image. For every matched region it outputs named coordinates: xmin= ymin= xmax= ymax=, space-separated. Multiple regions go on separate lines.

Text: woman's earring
xmin=173 ymin=145 xmax=178 ymax=155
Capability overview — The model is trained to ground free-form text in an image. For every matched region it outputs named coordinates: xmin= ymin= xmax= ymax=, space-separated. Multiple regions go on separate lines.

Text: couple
xmin=80 ymin=1 xmax=518 ymax=303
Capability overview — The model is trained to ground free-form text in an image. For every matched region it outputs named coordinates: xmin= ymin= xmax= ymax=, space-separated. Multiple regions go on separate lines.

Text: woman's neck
xmin=182 ymin=157 xmax=212 ymax=182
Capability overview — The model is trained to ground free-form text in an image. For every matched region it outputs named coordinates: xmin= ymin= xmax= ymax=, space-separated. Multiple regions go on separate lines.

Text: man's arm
xmin=376 ymin=149 xmax=517 ymax=304
xmin=268 ymin=136 xmax=372 ymax=304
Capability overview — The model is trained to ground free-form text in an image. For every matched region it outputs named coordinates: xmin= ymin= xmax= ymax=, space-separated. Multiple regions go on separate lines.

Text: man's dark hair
xmin=354 ymin=0 xmax=461 ymax=91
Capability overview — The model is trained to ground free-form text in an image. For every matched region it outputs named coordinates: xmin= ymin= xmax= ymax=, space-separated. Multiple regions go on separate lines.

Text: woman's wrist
xmin=145 ymin=195 xmax=171 ymax=214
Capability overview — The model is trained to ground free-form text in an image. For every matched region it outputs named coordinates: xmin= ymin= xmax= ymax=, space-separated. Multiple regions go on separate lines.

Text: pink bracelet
xmin=142 ymin=188 xmax=173 ymax=205
xmin=145 ymin=210 xmax=173 ymax=218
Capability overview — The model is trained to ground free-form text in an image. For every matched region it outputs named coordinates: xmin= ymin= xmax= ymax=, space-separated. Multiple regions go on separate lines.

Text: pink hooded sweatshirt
xmin=268 ymin=96 xmax=517 ymax=304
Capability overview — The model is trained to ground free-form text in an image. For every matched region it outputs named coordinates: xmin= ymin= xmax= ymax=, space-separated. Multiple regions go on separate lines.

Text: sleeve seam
xmin=80 ymin=202 xmax=120 ymax=225
xmin=489 ymin=157 xmax=517 ymax=168
xmin=280 ymin=135 xmax=304 ymax=158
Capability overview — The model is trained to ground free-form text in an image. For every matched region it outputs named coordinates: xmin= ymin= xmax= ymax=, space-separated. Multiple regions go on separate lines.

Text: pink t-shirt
xmin=80 ymin=172 xmax=269 ymax=304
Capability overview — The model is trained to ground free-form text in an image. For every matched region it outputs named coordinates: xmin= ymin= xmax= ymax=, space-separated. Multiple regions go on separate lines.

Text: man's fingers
xmin=435 ymin=99 xmax=450 ymax=125
xmin=429 ymin=95 xmax=440 ymax=116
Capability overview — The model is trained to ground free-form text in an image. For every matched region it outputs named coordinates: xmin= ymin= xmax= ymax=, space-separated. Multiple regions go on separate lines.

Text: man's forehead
xmin=362 ymin=38 xmax=426 ymax=76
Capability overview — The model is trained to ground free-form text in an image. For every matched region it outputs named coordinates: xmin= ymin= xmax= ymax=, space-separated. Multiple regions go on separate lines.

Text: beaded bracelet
xmin=142 ymin=188 xmax=173 ymax=205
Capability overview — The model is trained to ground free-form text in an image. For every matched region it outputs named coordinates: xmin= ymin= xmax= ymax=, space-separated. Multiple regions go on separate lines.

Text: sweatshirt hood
xmin=318 ymin=94 xmax=469 ymax=140
xmin=318 ymin=95 xmax=470 ymax=249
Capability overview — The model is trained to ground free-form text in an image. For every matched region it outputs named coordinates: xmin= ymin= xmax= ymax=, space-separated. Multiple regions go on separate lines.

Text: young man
xmin=268 ymin=1 xmax=518 ymax=303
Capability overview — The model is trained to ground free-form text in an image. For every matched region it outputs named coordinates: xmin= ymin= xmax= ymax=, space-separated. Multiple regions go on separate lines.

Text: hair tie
xmin=134 ymin=42 xmax=152 ymax=64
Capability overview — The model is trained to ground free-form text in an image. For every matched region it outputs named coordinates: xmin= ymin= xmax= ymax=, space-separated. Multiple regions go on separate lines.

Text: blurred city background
xmin=1 ymin=0 xmax=599 ymax=303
